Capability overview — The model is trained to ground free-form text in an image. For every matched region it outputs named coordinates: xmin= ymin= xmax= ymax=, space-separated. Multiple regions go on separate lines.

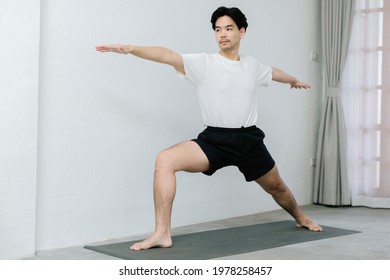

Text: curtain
xmin=313 ymin=0 xmax=356 ymax=205
xmin=341 ymin=0 xmax=390 ymax=208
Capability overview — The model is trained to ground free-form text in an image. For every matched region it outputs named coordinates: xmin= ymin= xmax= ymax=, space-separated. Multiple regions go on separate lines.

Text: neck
xmin=218 ymin=49 xmax=240 ymax=61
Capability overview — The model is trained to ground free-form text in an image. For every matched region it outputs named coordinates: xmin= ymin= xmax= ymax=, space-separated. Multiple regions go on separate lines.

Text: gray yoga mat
xmin=84 ymin=220 xmax=359 ymax=260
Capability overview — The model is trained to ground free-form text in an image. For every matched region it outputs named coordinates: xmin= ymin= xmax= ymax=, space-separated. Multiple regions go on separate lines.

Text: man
xmin=96 ymin=6 xmax=323 ymax=251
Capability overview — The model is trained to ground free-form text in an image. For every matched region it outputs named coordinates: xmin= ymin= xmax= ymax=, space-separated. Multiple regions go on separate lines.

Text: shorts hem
xmin=191 ymin=139 xmax=216 ymax=176
xmin=244 ymin=162 xmax=276 ymax=182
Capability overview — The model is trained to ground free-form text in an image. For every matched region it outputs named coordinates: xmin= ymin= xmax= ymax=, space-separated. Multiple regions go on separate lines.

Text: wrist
xmin=290 ymin=78 xmax=298 ymax=85
xmin=124 ymin=45 xmax=132 ymax=54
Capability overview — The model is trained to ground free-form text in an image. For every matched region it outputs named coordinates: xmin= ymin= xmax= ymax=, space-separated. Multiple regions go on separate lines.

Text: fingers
xmin=96 ymin=46 xmax=117 ymax=52
xmin=95 ymin=44 xmax=126 ymax=54
xmin=290 ymin=86 xmax=310 ymax=90
xmin=95 ymin=45 xmax=112 ymax=52
xmin=293 ymin=85 xmax=311 ymax=89
xmin=290 ymin=82 xmax=311 ymax=89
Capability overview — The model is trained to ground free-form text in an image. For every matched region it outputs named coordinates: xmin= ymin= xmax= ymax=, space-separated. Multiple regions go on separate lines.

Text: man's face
xmin=214 ymin=15 xmax=245 ymax=52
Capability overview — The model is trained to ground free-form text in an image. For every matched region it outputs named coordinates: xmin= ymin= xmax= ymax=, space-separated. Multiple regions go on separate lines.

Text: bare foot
xmin=296 ymin=216 xmax=323 ymax=232
xmin=130 ymin=232 xmax=173 ymax=251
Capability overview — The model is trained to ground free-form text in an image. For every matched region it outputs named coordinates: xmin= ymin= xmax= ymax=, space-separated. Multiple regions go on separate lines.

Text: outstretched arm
xmin=271 ymin=67 xmax=310 ymax=89
xmin=96 ymin=44 xmax=185 ymax=74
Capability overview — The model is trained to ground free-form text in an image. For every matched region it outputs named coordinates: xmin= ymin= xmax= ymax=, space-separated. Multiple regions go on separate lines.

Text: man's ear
xmin=239 ymin=28 xmax=246 ymax=39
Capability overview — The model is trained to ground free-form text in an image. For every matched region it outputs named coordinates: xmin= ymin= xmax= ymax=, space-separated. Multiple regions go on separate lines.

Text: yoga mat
xmin=84 ymin=220 xmax=359 ymax=260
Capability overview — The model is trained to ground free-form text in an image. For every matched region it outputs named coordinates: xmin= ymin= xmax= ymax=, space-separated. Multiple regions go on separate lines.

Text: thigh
xmin=159 ymin=141 xmax=210 ymax=173
xmin=237 ymin=127 xmax=275 ymax=182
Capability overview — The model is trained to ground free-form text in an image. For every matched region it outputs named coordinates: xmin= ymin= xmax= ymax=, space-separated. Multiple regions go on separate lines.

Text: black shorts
xmin=192 ymin=126 xmax=275 ymax=182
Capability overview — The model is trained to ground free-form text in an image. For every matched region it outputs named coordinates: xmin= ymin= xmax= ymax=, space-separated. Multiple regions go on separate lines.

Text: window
xmin=342 ymin=0 xmax=390 ymax=205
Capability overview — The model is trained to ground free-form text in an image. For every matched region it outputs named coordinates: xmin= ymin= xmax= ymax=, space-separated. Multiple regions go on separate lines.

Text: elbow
xmin=271 ymin=67 xmax=281 ymax=81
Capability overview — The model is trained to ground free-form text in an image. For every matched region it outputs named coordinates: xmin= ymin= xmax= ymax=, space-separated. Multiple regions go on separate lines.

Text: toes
xmin=130 ymin=242 xmax=143 ymax=251
xmin=296 ymin=221 xmax=323 ymax=232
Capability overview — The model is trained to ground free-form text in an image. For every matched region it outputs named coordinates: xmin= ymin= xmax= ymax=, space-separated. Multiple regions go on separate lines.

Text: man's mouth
xmin=220 ymin=40 xmax=230 ymax=44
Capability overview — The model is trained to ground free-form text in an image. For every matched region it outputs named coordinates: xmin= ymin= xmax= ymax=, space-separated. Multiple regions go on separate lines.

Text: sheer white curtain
xmin=341 ymin=0 xmax=390 ymax=208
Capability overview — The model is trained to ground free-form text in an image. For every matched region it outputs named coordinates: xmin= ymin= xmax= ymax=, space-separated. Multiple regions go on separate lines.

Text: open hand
xmin=290 ymin=81 xmax=311 ymax=89
xmin=95 ymin=44 xmax=129 ymax=54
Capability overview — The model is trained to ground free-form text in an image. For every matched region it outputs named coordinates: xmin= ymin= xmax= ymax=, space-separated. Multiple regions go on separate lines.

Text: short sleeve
xmin=177 ymin=53 xmax=208 ymax=85
xmin=256 ymin=62 xmax=272 ymax=87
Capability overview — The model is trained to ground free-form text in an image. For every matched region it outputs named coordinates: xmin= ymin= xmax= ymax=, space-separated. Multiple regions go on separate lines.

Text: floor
xmin=25 ymin=204 xmax=390 ymax=260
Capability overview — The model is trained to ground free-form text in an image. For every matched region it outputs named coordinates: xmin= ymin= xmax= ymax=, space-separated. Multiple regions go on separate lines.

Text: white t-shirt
xmin=178 ymin=53 xmax=272 ymax=128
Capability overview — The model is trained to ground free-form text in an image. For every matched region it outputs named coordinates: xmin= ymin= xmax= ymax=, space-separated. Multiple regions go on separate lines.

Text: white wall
xmin=0 ymin=0 xmax=40 ymax=259
xmin=1 ymin=0 xmax=322 ymax=258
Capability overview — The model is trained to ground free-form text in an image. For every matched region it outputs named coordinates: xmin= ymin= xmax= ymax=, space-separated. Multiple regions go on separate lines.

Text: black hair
xmin=210 ymin=6 xmax=248 ymax=31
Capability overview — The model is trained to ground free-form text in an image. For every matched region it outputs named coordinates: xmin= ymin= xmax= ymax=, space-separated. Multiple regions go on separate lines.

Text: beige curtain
xmin=341 ymin=0 xmax=390 ymax=208
xmin=313 ymin=0 xmax=355 ymax=205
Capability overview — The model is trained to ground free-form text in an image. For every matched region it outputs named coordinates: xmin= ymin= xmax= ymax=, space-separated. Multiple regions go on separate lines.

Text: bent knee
xmin=261 ymin=180 xmax=287 ymax=195
xmin=155 ymin=150 xmax=174 ymax=172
